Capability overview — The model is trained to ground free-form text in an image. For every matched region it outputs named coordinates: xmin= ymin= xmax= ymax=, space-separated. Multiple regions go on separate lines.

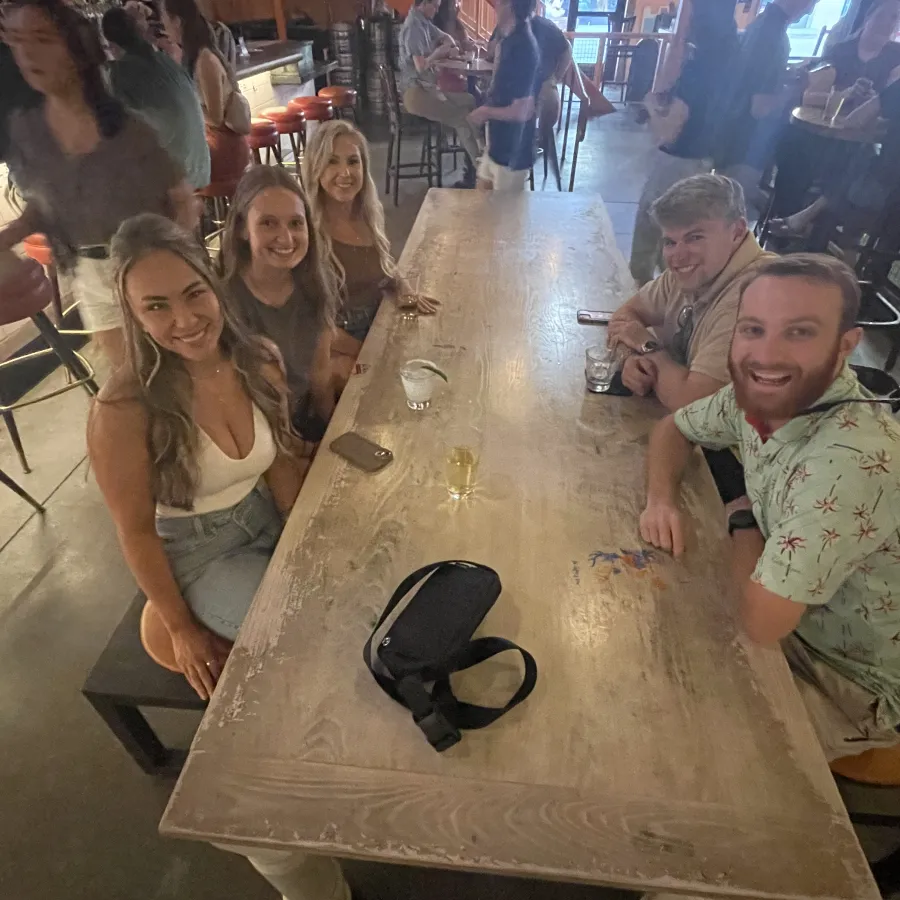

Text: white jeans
xmin=215 ymin=844 xmax=351 ymax=900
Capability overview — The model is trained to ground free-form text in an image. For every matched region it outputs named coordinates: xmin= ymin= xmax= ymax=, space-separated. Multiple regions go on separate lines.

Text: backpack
xmin=363 ymin=561 xmax=538 ymax=751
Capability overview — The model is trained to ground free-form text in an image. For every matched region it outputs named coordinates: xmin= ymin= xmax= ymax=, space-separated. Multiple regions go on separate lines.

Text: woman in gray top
xmin=0 ymin=0 xmax=196 ymax=368
xmin=221 ymin=166 xmax=338 ymax=442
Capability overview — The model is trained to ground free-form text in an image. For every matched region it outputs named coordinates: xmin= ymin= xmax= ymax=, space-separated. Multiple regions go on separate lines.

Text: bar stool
xmin=249 ymin=118 xmax=281 ymax=166
xmin=0 ymin=257 xmax=98 ymax=474
xmin=197 ymin=178 xmax=241 ymax=245
xmin=260 ymin=106 xmax=307 ymax=172
xmin=288 ymin=96 xmax=334 ymax=127
xmin=316 ymin=86 xmax=357 ymax=121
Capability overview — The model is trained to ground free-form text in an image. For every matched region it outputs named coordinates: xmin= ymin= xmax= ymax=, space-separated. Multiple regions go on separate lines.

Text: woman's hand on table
xmin=397 ymin=292 xmax=440 ymax=315
xmin=170 ymin=620 xmax=232 ymax=701
xmin=640 ymin=497 xmax=686 ymax=557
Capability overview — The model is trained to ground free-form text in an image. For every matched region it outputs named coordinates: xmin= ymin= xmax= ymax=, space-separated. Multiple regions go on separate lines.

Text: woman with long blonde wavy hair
xmin=302 ymin=120 xmax=438 ymax=363
xmin=87 ymin=213 xmax=308 ymax=703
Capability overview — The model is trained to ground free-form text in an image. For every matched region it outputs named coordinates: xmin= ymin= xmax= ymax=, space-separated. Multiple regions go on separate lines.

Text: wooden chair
xmin=378 ymin=64 xmax=435 ymax=206
xmin=567 ymin=77 xmax=617 ymax=191
xmin=0 ymin=258 xmax=98 ymax=474
xmin=601 ymin=15 xmax=636 ymax=104
xmin=832 ymin=746 xmax=900 ymax=895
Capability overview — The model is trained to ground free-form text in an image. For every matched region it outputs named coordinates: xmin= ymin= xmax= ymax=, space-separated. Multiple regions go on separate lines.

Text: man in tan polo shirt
xmin=608 ymin=174 xmax=775 ymax=412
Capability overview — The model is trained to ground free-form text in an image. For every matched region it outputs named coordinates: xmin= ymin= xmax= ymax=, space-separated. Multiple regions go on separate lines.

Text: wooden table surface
xmin=161 ymin=192 xmax=877 ymax=900
xmin=791 ymin=105 xmax=886 ymax=143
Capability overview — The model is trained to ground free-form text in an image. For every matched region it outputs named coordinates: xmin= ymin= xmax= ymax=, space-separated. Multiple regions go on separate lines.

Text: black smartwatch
xmin=728 ymin=508 xmax=758 ymax=535
xmin=639 ymin=339 xmax=661 ymax=355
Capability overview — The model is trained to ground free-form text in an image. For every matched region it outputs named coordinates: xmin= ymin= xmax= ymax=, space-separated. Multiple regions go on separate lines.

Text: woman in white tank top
xmin=88 ymin=213 xmax=309 ymax=702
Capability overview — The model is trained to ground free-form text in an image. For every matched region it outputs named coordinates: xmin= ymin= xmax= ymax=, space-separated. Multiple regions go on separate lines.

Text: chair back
xmin=378 ymin=63 xmax=402 ymax=128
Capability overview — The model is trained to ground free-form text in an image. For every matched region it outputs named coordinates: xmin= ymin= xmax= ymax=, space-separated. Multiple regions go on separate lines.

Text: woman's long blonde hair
xmin=110 ymin=213 xmax=295 ymax=510
xmin=219 ymin=165 xmax=338 ymax=327
xmin=301 ymin=120 xmax=399 ymax=303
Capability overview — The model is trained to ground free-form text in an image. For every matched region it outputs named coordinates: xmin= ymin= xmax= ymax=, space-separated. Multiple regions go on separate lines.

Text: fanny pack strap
xmin=800 ymin=396 xmax=898 ymax=416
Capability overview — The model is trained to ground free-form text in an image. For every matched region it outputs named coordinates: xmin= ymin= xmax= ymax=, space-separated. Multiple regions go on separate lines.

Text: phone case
xmin=577 ymin=310 xmax=613 ymax=324
xmin=330 ymin=432 xmax=394 ymax=473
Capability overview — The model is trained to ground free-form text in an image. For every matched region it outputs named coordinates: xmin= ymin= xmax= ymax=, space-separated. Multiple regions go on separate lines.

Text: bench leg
xmin=84 ymin=694 xmax=187 ymax=776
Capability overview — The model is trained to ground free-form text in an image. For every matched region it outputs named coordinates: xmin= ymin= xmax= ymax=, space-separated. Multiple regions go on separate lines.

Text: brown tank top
xmin=331 ymin=239 xmax=386 ymax=316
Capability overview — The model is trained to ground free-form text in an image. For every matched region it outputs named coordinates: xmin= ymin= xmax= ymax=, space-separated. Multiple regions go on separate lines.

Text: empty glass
xmin=585 ymin=345 xmax=616 ymax=393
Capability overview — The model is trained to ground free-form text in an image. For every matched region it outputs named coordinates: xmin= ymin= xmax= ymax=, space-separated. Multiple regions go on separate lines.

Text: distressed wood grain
xmin=160 ymin=191 xmax=878 ymax=900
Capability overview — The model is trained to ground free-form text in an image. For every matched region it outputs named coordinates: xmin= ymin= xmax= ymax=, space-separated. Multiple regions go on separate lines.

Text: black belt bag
xmin=363 ymin=560 xmax=538 ymax=752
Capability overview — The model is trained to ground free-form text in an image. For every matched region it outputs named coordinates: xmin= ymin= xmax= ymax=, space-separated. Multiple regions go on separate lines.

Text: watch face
xmin=728 ymin=509 xmax=757 ymax=532
xmin=642 ymin=340 xmax=660 ymax=354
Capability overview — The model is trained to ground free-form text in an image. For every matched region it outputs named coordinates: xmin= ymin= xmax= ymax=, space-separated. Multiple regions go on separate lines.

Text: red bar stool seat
xmin=249 ymin=118 xmax=281 ymax=166
xmin=288 ymin=96 xmax=334 ymax=123
xmin=317 ymin=86 xmax=357 ymax=120
xmin=197 ymin=179 xmax=242 ymax=244
xmin=261 ymin=106 xmax=307 ymax=171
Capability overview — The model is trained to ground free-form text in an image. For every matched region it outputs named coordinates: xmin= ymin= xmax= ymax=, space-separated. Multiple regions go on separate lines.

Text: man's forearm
xmin=732 ymin=527 xmax=765 ymax=585
xmin=646 ymin=414 xmax=693 ymax=503
xmin=648 ymin=351 xmax=690 ymax=411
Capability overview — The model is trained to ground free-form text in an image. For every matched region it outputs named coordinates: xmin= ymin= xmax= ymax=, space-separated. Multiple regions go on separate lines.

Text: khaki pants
xmin=402 ymin=85 xmax=481 ymax=167
xmin=215 ymin=844 xmax=350 ymax=900
xmin=630 ymin=149 xmax=710 ymax=286
xmin=782 ymin=633 xmax=900 ymax=761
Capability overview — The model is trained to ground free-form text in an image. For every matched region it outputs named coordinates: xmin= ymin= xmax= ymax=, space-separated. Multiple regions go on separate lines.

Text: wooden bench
xmin=82 ymin=593 xmax=205 ymax=776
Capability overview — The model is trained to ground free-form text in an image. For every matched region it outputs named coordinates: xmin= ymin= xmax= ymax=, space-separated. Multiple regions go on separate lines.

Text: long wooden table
xmin=161 ymin=191 xmax=878 ymax=900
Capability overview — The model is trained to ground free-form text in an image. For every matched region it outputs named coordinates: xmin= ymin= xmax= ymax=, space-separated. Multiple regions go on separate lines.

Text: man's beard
xmin=729 ymin=343 xmax=842 ymax=423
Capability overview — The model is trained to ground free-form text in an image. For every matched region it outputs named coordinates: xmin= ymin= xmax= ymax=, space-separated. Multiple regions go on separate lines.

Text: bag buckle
xmin=415 ymin=710 xmax=461 ymax=752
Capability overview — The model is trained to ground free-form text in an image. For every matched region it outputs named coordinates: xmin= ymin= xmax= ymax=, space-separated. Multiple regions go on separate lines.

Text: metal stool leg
xmin=0 ymin=466 xmax=44 ymax=513
xmin=561 ymin=89 xmax=575 ymax=162
xmin=1 ymin=409 xmax=29 ymax=473
xmin=393 ymin=125 xmax=402 ymax=206
xmin=31 ymin=311 xmax=99 ymax=396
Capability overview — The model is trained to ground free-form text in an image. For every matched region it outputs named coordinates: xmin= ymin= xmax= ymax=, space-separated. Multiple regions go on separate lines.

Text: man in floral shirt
xmin=640 ymin=253 xmax=900 ymax=760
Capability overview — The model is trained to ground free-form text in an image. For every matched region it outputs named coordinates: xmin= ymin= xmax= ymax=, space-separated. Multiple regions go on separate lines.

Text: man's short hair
xmin=510 ymin=0 xmax=536 ymax=20
xmin=739 ymin=253 xmax=861 ymax=332
xmin=650 ymin=174 xmax=747 ymax=230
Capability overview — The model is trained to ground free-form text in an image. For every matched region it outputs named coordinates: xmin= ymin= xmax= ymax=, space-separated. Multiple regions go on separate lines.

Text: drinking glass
xmin=444 ymin=424 xmax=482 ymax=499
xmin=585 ymin=345 xmax=616 ymax=393
xmin=400 ymin=359 xmax=446 ymax=410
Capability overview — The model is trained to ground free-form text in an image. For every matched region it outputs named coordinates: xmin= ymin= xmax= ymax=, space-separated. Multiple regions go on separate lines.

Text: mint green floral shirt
xmin=675 ymin=365 xmax=900 ymax=727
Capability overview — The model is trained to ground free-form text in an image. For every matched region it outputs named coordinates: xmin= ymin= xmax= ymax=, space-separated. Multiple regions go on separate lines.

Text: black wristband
xmin=728 ymin=508 xmax=758 ymax=535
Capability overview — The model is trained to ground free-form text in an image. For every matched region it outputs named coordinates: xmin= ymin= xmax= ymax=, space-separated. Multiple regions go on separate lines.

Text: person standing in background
xmin=102 ymin=7 xmax=210 ymax=190
xmin=468 ymin=0 xmax=539 ymax=191
xmin=712 ymin=0 xmax=817 ymax=219
xmin=399 ymin=0 xmax=483 ymax=188
xmin=630 ymin=0 xmax=739 ymax=285
xmin=0 ymin=0 xmax=196 ymax=368
xmin=162 ymin=0 xmax=249 ymax=186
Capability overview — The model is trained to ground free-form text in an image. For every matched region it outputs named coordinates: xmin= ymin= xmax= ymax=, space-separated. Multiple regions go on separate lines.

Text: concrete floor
xmin=0 ymin=109 xmax=897 ymax=900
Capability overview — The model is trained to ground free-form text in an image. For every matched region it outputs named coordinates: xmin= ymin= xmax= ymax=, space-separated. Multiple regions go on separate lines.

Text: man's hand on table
xmin=620 ymin=353 xmax=656 ymax=396
xmin=640 ymin=496 xmax=686 ymax=557
xmin=607 ymin=317 xmax=655 ymax=353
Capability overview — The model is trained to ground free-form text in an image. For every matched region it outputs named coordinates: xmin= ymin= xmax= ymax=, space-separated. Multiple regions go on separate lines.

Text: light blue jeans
xmin=156 ymin=487 xmax=282 ymax=641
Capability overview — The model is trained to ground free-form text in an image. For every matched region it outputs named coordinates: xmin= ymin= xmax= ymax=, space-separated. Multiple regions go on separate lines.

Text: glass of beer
xmin=444 ymin=424 xmax=482 ymax=499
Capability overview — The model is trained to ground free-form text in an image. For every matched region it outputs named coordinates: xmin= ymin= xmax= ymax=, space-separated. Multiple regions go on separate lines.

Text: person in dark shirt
xmin=712 ymin=0 xmax=816 ymax=218
xmin=468 ymin=0 xmax=539 ymax=191
xmin=0 ymin=42 xmax=38 ymax=161
xmin=768 ymin=0 xmax=900 ymax=219
xmin=767 ymin=77 xmax=900 ymax=242
xmin=630 ymin=0 xmax=739 ymax=284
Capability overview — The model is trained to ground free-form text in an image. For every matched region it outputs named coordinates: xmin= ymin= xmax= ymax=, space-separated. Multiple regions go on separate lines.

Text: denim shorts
xmin=155 ymin=487 xmax=282 ymax=641
xmin=338 ymin=305 xmax=379 ymax=343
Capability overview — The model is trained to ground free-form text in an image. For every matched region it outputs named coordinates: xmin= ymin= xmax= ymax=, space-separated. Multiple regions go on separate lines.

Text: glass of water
xmin=585 ymin=345 xmax=616 ymax=393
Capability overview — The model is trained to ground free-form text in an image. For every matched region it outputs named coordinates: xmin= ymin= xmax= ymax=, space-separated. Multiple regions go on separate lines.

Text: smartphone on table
xmin=330 ymin=432 xmax=394 ymax=473
xmin=577 ymin=310 xmax=614 ymax=325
